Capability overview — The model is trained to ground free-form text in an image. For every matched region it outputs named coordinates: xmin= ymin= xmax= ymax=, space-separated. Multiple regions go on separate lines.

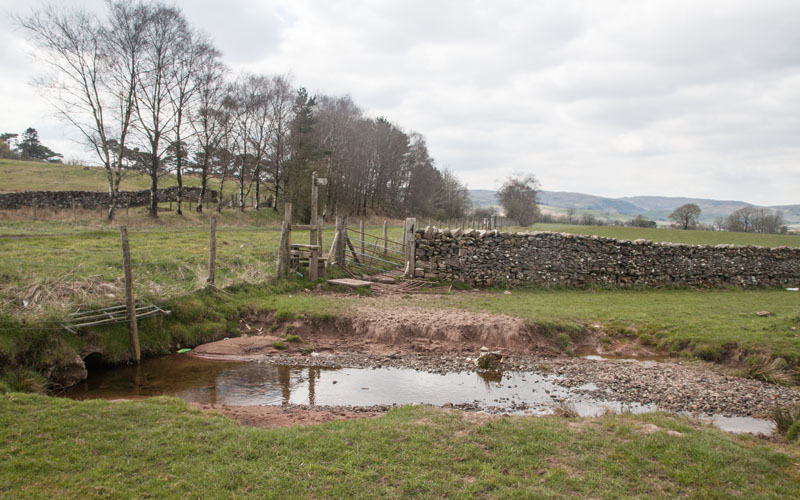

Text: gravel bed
xmin=259 ymin=351 xmax=800 ymax=419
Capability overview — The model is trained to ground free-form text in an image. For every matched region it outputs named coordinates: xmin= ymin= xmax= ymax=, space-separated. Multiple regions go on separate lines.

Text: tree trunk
xmin=149 ymin=155 xmax=159 ymax=218
xmin=197 ymin=167 xmax=206 ymax=213
xmin=176 ymin=161 xmax=183 ymax=216
xmin=105 ymin=168 xmax=116 ymax=221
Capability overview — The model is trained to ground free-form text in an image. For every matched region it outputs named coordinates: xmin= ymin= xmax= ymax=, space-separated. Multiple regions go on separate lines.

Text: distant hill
xmin=469 ymin=189 xmax=799 ymax=228
xmin=538 ymin=191 xmax=643 ymax=216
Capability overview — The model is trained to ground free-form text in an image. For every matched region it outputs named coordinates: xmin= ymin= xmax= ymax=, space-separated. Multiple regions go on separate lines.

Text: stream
xmin=63 ymin=354 xmax=776 ymax=435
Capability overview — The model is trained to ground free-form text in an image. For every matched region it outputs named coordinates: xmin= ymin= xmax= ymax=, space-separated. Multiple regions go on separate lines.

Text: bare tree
xmin=189 ymin=55 xmax=229 ymax=212
xmin=229 ymin=74 xmax=275 ymax=211
xmin=498 ymin=173 xmax=540 ymax=226
xmin=168 ymin=30 xmax=218 ymax=215
xmin=435 ymin=169 xmax=471 ymax=220
xmin=726 ymin=206 xmax=785 ymax=233
xmin=668 ymin=203 xmax=701 ymax=230
xmin=17 ymin=2 xmax=146 ymax=219
xmin=133 ymin=3 xmax=188 ymax=218
xmin=265 ymin=75 xmax=294 ymax=211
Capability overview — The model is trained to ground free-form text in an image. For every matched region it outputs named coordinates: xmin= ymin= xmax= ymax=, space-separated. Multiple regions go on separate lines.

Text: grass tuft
xmin=552 ymin=402 xmax=579 ymax=418
xmin=771 ymin=404 xmax=800 ymax=439
xmin=0 ymin=368 xmax=48 ymax=394
xmin=741 ymin=355 xmax=794 ymax=385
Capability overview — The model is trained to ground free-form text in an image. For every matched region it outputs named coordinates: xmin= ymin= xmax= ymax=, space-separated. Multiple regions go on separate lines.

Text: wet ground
xmin=64 ymin=354 xmax=778 ymax=435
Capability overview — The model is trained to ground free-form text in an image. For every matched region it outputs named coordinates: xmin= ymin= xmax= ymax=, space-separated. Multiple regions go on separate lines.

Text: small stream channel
xmin=63 ymin=354 xmax=775 ymax=435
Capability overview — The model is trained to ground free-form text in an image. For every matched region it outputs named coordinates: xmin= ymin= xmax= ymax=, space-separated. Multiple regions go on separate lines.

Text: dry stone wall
xmin=414 ymin=227 xmax=800 ymax=288
xmin=0 ymin=186 xmax=217 ymax=210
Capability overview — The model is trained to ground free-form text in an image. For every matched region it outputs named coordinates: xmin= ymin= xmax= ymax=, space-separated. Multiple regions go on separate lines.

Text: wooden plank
xmin=327 ymin=278 xmax=372 ymax=288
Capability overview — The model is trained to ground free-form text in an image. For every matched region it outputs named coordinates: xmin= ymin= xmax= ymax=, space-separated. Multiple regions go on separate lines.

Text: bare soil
xmin=192 ymin=304 xmax=565 ymax=361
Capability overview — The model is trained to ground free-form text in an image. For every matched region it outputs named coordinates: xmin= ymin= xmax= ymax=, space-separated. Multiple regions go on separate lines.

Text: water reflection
xmin=63 ymin=354 xmax=774 ymax=435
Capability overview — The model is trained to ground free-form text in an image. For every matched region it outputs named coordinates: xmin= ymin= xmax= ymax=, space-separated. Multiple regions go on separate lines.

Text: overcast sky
xmin=2 ymin=0 xmax=798 ymax=205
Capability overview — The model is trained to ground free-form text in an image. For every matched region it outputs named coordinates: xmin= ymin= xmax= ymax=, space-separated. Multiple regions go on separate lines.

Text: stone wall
xmin=0 ymin=186 xmax=218 ymax=210
xmin=414 ymin=227 xmax=800 ymax=288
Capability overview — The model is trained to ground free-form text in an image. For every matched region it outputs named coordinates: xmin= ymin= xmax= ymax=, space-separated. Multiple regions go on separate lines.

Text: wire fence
xmin=0 ymin=220 xmax=407 ymax=319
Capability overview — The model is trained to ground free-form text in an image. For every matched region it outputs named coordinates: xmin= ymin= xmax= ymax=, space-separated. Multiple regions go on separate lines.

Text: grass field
xmin=0 ymin=158 xmax=221 ymax=193
xmin=528 ymin=223 xmax=800 ymax=248
xmin=1 ymin=394 xmax=799 ymax=499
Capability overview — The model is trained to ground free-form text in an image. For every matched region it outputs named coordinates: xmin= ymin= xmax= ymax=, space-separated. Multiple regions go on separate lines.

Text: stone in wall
xmin=414 ymin=227 xmax=800 ymax=288
xmin=0 ymin=186 xmax=219 ymax=210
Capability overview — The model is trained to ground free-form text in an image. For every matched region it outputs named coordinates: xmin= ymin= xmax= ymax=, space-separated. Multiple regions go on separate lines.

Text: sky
xmin=1 ymin=0 xmax=799 ymax=206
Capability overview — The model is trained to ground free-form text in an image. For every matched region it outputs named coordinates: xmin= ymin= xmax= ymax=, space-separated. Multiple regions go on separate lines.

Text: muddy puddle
xmin=63 ymin=354 xmax=774 ymax=435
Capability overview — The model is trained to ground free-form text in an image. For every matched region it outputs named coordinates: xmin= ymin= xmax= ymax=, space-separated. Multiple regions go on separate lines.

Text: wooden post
xmin=403 ymin=218 xmax=416 ymax=277
xmin=309 ymin=247 xmax=319 ymax=281
xmin=277 ymin=220 xmax=289 ymax=278
xmin=383 ymin=220 xmax=388 ymax=255
xmin=32 ymin=196 xmax=37 ymax=221
xmin=334 ymin=216 xmax=345 ymax=265
xmin=119 ymin=227 xmax=140 ymax=363
xmin=359 ymin=220 xmax=365 ymax=258
xmin=282 ymin=203 xmax=293 ymax=276
xmin=310 ymin=171 xmax=318 ymax=246
xmin=71 ymin=195 xmax=76 ymax=221
xmin=207 ymin=217 xmax=217 ymax=286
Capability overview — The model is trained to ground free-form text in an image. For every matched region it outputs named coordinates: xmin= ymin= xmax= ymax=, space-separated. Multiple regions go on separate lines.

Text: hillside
xmin=0 ymin=159 xmax=219 ymax=193
xmin=469 ymin=188 xmax=799 ymax=228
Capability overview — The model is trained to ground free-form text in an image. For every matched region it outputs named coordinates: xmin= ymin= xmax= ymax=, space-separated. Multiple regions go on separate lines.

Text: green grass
xmin=0 ymin=158 xmax=221 ymax=193
xmin=0 ymin=220 xmax=405 ymax=316
xmin=526 ymin=223 xmax=800 ymax=248
xmin=1 ymin=394 xmax=799 ymax=499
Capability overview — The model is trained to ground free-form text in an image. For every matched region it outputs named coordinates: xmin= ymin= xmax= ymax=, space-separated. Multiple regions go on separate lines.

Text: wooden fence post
xmin=119 ymin=227 xmax=140 ymax=363
xmin=71 ymin=195 xmax=76 ymax=221
xmin=334 ymin=216 xmax=345 ymax=265
xmin=360 ymin=220 xmax=365 ymax=258
xmin=310 ymin=171 xmax=318 ymax=246
xmin=277 ymin=220 xmax=289 ymax=278
xmin=32 ymin=196 xmax=37 ymax=221
xmin=403 ymin=218 xmax=416 ymax=277
xmin=383 ymin=220 xmax=388 ymax=255
xmin=281 ymin=203 xmax=293 ymax=277
xmin=207 ymin=217 xmax=217 ymax=286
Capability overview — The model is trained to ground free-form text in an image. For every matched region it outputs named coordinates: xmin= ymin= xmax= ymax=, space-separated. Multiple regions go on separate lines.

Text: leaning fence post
xmin=360 ymin=220 xmax=365 ymax=258
xmin=207 ymin=217 xmax=217 ymax=286
xmin=119 ymin=227 xmax=140 ymax=363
